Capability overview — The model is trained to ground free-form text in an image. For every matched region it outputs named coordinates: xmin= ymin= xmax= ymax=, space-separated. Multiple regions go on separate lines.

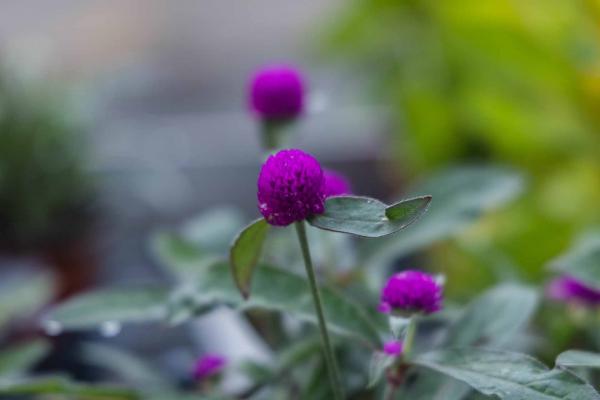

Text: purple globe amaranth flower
xmin=379 ymin=270 xmax=443 ymax=315
xmin=323 ymin=169 xmax=352 ymax=198
xmin=257 ymin=149 xmax=325 ymax=226
xmin=383 ymin=340 xmax=403 ymax=356
xmin=193 ymin=354 xmax=227 ymax=381
xmin=249 ymin=65 xmax=305 ymax=120
xmin=547 ymin=276 xmax=600 ymax=307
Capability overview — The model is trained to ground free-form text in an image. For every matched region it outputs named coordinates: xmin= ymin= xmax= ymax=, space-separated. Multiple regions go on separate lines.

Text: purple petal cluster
xmin=547 ymin=276 xmax=600 ymax=307
xmin=258 ymin=149 xmax=325 ymax=226
xmin=383 ymin=340 xmax=403 ymax=356
xmin=249 ymin=65 xmax=305 ymax=120
xmin=379 ymin=270 xmax=443 ymax=315
xmin=193 ymin=354 xmax=227 ymax=381
xmin=323 ymin=169 xmax=352 ymax=198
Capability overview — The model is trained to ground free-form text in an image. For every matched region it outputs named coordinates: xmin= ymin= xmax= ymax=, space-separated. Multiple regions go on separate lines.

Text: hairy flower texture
xmin=323 ymin=169 xmax=352 ymax=198
xmin=383 ymin=340 xmax=403 ymax=356
xmin=258 ymin=149 xmax=325 ymax=226
xmin=249 ymin=65 xmax=305 ymax=120
xmin=379 ymin=270 xmax=443 ymax=315
xmin=547 ymin=276 xmax=600 ymax=307
xmin=193 ymin=354 xmax=227 ymax=381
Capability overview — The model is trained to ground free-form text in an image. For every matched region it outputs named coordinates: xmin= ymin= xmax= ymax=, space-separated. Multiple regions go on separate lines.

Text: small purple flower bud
xmin=379 ymin=270 xmax=443 ymax=315
xmin=383 ymin=340 xmax=403 ymax=356
xmin=257 ymin=149 xmax=326 ymax=226
xmin=323 ymin=169 xmax=352 ymax=198
xmin=193 ymin=354 xmax=227 ymax=381
xmin=249 ymin=65 xmax=305 ymax=120
xmin=547 ymin=276 xmax=600 ymax=307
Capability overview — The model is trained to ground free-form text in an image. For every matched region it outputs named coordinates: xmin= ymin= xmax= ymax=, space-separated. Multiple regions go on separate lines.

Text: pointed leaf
xmin=385 ymin=196 xmax=432 ymax=220
xmin=46 ymin=287 xmax=169 ymax=330
xmin=414 ymin=348 xmax=600 ymax=400
xmin=549 ymin=230 xmax=600 ymax=289
xmin=170 ymin=262 xmax=382 ymax=346
xmin=445 ymin=284 xmax=539 ymax=347
xmin=308 ymin=195 xmax=431 ymax=238
xmin=556 ymin=350 xmax=600 ymax=369
xmin=366 ymin=166 xmax=523 ymax=267
xmin=230 ymin=218 xmax=270 ymax=298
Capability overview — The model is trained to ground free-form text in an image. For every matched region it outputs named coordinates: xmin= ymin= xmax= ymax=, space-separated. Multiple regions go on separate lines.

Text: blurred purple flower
xmin=193 ymin=354 xmax=227 ymax=381
xmin=249 ymin=65 xmax=305 ymax=120
xmin=257 ymin=149 xmax=325 ymax=226
xmin=547 ymin=276 xmax=600 ymax=307
xmin=323 ymin=169 xmax=352 ymax=198
xmin=379 ymin=270 xmax=443 ymax=315
xmin=383 ymin=340 xmax=403 ymax=356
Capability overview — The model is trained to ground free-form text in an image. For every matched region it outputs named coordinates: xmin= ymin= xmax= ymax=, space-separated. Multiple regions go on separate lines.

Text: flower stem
xmin=403 ymin=317 xmax=417 ymax=357
xmin=295 ymin=221 xmax=344 ymax=400
xmin=261 ymin=119 xmax=289 ymax=151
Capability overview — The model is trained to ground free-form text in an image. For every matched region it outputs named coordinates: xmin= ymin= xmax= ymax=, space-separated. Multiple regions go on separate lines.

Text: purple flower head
xmin=547 ymin=276 xmax=600 ymax=307
xmin=249 ymin=65 xmax=305 ymax=120
xmin=193 ymin=354 xmax=227 ymax=381
xmin=383 ymin=340 xmax=403 ymax=356
xmin=323 ymin=169 xmax=352 ymax=198
xmin=257 ymin=149 xmax=325 ymax=226
xmin=379 ymin=270 xmax=443 ymax=315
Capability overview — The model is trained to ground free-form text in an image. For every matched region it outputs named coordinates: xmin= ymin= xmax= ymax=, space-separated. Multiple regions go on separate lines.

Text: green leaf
xmin=0 ymin=273 xmax=53 ymax=327
xmin=366 ymin=166 xmax=523 ymax=268
xmin=308 ymin=195 xmax=431 ymax=238
xmin=549 ymin=230 xmax=600 ymax=289
xmin=0 ymin=376 xmax=139 ymax=399
xmin=414 ymin=348 xmax=600 ymax=400
xmin=46 ymin=287 xmax=169 ymax=330
xmin=397 ymin=367 xmax=471 ymax=400
xmin=170 ymin=262 xmax=382 ymax=346
xmin=152 ymin=231 xmax=217 ymax=281
xmin=80 ymin=343 xmax=169 ymax=388
xmin=445 ymin=284 xmax=539 ymax=347
xmin=0 ymin=340 xmax=49 ymax=377
xmin=367 ymin=351 xmax=395 ymax=387
xmin=556 ymin=350 xmax=600 ymax=369
xmin=180 ymin=206 xmax=245 ymax=253
xmin=385 ymin=196 xmax=432 ymax=220
xmin=229 ymin=218 xmax=270 ymax=298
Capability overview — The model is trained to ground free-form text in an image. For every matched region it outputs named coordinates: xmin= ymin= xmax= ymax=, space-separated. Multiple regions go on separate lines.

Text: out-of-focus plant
xmin=321 ymin=0 xmax=600 ymax=283
xmin=6 ymin=63 xmax=599 ymax=400
xmin=0 ymin=65 xmax=94 ymax=254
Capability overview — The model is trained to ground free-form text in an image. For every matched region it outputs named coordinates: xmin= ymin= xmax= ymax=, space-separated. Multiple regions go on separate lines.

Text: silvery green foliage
xmin=28 ymin=167 xmax=600 ymax=399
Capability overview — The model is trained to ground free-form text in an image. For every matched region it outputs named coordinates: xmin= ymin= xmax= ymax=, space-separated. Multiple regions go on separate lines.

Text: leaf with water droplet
xmin=308 ymin=195 xmax=432 ymax=238
xmin=414 ymin=348 xmax=600 ymax=400
xmin=46 ymin=287 xmax=169 ymax=330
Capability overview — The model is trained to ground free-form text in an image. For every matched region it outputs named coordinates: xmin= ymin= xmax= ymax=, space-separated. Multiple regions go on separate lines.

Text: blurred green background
xmin=322 ymin=0 xmax=600 ymax=296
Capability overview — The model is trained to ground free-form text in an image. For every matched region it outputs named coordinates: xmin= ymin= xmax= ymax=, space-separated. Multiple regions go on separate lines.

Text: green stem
xmin=261 ymin=119 xmax=289 ymax=152
xmin=295 ymin=221 xmax=345 ymax=400
xmin=403 ymin=317 xmax=417 ymax=358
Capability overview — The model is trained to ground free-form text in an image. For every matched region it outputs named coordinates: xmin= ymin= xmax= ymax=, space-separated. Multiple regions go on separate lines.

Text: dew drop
xmin=99 ymin=321 xmax=122 ymax=338
xmin=42 ymin=320 xmax=63 ymax=336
